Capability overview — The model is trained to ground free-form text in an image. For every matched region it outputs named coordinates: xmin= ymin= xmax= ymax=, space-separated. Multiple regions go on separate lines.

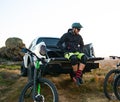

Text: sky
xmin=0 ymin=0 xmax=120 ymax=57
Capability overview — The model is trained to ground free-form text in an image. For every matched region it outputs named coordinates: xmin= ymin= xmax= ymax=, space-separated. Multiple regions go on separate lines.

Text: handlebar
xmin=109 ymin=56 xmax=120 ymax=60
xmin=22 ymin=48 xmax=47 ymax=63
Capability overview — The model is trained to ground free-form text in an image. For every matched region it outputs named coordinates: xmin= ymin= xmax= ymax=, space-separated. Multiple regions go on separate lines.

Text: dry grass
xmin=0 ymin=59 xmax=120 ymax=102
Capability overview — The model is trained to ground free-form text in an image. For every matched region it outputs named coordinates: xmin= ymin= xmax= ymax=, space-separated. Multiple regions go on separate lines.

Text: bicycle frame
xmin=33 ymin=58 xmax=43 ymax=101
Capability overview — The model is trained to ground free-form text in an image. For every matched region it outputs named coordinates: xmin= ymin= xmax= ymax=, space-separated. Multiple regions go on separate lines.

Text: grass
xmin=0 ymin=65 xmax=21 ymax=102
xmin=0 ymin=64 xmax=20 ymax=70
xmin=0 ymin=59 xmax=120 ymax=102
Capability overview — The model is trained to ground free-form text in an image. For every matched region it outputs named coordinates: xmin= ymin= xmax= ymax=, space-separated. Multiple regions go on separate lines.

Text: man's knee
xmin=69 ymin=55 xmax=78 ymax=65
xmin=81 ymin=55 xmax=87 ymax=65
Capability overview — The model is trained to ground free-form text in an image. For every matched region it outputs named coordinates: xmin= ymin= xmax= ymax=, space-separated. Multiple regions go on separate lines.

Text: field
xmin=0 ymin=59 xmax=120 ymax=102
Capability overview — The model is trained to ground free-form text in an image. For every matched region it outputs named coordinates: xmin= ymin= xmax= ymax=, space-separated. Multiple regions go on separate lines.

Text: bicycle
xmin=19 ymin=48 xmax=59 ymax=102
xmin=113 ymin=64 xmax=120 ymax=100
xmin=103 ymin=61 xmax=120 ymax=100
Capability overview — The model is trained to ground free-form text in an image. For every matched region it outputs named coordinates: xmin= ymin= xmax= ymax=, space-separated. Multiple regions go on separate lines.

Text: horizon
xmin=0 ymin=0 xmax=120 ymax=57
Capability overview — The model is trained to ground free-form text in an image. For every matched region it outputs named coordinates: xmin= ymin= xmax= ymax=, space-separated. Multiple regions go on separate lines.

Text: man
xmin=57 ymin=22 xmax=87 ymax=86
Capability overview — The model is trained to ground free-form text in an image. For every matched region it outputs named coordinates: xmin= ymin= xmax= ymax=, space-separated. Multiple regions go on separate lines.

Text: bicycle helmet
xmin=72 ymin=22 xmax=83 ymax=29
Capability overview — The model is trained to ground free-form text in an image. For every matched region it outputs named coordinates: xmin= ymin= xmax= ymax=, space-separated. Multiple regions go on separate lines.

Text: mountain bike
xmin=103 ymin=62 xmax=120 ymax=100
xmin=19 ymin=48 xmax=59 ymax=102
xmin=113 ymin=68 xmax=120 ymax=100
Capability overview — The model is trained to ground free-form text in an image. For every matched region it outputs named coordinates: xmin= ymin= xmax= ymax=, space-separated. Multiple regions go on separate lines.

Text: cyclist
xmin=57 ymin=22 xmax=87 ymax=85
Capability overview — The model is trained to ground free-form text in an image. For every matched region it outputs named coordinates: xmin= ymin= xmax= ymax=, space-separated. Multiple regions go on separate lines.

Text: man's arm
xmin=79 ymin=35 xmax=84 ymax=52
xmin=57 ymin=34 xmax=66 ymax=51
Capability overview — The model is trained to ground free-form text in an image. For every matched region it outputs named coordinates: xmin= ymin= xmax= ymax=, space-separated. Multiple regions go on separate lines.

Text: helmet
xmin=72 ymin=22 xmax=83 ymax=29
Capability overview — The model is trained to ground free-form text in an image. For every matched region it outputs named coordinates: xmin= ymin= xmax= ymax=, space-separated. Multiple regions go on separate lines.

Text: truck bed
xmin=44 ymin=57 xmax=104 ymax=75
xmin=49 ymin=57 xmax=104 ymax=63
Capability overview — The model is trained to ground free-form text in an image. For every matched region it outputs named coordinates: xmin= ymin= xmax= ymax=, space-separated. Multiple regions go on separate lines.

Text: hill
xmin=0 ymin=59 xmax=120 ymax=102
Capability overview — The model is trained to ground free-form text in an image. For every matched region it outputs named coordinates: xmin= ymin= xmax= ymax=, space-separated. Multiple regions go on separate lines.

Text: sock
xmin=76 ymin=70 xmax=82 ymax=78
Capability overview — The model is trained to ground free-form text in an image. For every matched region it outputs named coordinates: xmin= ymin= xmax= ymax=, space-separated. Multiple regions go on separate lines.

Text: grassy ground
xmin=0 ymin=59 xmax=120 ymax=102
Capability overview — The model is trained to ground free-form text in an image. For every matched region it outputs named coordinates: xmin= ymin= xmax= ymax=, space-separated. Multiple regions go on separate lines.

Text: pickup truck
xmin=21 ymin=37 xmax=104 ymax=77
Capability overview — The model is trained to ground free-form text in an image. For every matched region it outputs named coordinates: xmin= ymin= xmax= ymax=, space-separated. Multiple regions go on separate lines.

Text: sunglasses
xmin=76 ymin=28 xmax=80 ymax=31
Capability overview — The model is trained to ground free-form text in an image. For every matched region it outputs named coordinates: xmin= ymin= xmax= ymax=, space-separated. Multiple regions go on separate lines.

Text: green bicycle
xmin=19 ymin=48 xmax=58 ymax=102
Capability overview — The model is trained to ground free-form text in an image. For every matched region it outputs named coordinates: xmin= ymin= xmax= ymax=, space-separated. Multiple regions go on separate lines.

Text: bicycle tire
xmin=113 ymin=74 xmax=120 ymax=100
xmin=103 ymin=69 xmax=120 ymax=100
xmin=27 ymin=63 xmax=34 ymax=82
xmin=19 ymin=78 xmax=59 ymax=102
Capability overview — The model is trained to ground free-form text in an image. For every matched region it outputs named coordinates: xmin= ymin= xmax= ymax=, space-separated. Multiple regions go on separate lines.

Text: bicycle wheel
xmin=113 ymin=74 xmax=120 ymax=100
xmin=27 ymin=63 xmax=34 ymax=82
xmin=103 ymin=69 xmax=120 ymax=100
xmin=19 ymin=78 xmax=59 ymax=102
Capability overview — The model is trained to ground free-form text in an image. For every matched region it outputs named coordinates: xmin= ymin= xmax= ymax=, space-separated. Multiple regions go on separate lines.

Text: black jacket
xmin=57 ymin=29 xmax=84 ymax=52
